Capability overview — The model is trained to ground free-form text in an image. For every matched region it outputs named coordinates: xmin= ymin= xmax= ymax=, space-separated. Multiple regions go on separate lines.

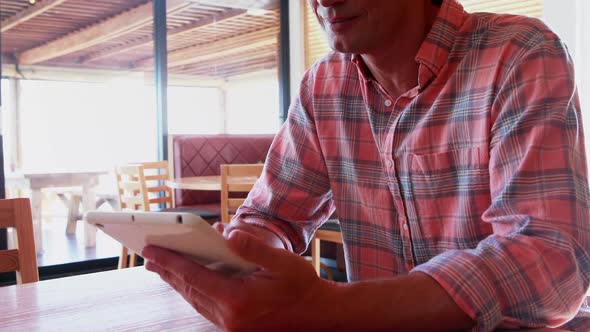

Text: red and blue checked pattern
xmin=232 ymin=0 xmax=590 ymax=330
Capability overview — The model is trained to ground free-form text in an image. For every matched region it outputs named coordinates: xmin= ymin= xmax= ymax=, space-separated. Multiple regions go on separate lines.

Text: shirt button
xmin=386 ymin=160 xmax=393 ymax=167
xmin=384 ymin=100 xmax=392 ymax=107
xmin=402 ymin=224 xmax=409 ymax=231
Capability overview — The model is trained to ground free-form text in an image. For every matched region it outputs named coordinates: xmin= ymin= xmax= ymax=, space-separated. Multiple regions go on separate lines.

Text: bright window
xmin=225 ymin=75 xmax=280 ymax=134
xmin=168 ymin=86 xmax=222 ymax=135
xmin=18 ymin=79 xmax=157 ymax=172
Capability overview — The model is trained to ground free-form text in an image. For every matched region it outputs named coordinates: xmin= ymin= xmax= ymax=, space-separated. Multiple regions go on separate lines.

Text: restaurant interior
xmin=0 ymin=0 xmax=589 ymax=330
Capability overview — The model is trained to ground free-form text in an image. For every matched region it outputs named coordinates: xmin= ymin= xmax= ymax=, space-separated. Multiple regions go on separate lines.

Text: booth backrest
xmin=172 ymin=134 xmax=274 ymax=206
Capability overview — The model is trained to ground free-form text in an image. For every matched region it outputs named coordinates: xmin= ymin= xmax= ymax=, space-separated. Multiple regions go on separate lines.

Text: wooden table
xmin=0 ymin=267 xmax=218 ymax=331
xmin=166 ymin=175 xmax=258 ymax=191
xmin=5 ymin=171 xmax=107 ymax=253
xmin=0 ymin=267 xmax=570 ymax=331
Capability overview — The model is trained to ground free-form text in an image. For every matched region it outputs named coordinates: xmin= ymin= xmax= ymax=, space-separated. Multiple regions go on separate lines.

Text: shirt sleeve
xmin=412 ymin=31 xmax=590 ymax=330
xmin=229 ymin=71 xmax=336 ymax=254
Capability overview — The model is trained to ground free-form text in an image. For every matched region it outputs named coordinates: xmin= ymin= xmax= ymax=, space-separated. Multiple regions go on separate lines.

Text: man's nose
xmin=317 ymin=0 xmax=345 ymax=7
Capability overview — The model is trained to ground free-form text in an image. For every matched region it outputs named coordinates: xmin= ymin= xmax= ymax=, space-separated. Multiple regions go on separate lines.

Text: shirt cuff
xmin=412 ymin=249 xmax=504 ymax=332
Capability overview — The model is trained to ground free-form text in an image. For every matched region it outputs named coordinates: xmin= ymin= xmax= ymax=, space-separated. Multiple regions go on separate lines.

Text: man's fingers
xmin=212 ymin=222 xmax=225 ymax=234
xmin=142 ymin=245 xmax=233 ymax=297
xmin=227 ymin=231 xmax=299 ymax=271
xmin=145 ymin=261 xmax=221 ymax=326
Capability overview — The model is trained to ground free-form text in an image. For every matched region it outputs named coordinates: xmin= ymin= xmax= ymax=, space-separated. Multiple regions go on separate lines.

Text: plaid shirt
xmin=233 ymin=0 xmax=590 ymax=330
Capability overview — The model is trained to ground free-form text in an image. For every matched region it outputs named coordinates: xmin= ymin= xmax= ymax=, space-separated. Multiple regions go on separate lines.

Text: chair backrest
xmin=220 ymin=164 xmax=264 ymax=223
xmin=0 ymin=198 xmax=38 ymax=284
xmin=115 ymin=161 xmax=173 ymax=212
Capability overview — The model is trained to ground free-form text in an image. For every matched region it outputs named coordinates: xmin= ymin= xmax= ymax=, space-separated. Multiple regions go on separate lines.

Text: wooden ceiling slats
xmin=1 ymin=0 xmax=281 ymax=79
xmin=81 ymin=8 xmax=248 ymax=63
xmin=0 ymin=2 xmax=37 ymax=21
xmin=175 ymin=47 xmax=277 ymax=75
xmin=178 ymin=43 xmax=277 ymax=68
xmin=157 ymin=47 xmax=277 ymax=77
xmin=18 ymin=0 xmax=190 ymax=65
xmin=1 ymin=0 xmax=150 ymax=56
xmin=187 ymin=56 xmax=277 ymax=77
xmin=1 ymin=0 xmax=68 ymax=33
xmin=136 ymin=26 xmax=279 ymax=69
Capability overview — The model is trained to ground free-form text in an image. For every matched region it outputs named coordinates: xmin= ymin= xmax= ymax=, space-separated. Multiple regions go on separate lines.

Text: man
xmin=142 ymin=0 xmax=590 ymax=330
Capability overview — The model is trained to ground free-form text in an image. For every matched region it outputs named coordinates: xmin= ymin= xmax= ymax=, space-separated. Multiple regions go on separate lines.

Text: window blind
xmin=304 ymin=3 xmax=330 ymax=69
xmin=303 ymin=0 xmax=544 ymax=68
xmin=460 ymin=0 xmax=543 ymax=18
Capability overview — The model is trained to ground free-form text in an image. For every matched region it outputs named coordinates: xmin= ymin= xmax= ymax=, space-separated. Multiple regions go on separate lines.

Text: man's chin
xmin=329 ymin=38 xmax=369 ymax=55
xmin=330 ymin=42 xmax=358 ymax=54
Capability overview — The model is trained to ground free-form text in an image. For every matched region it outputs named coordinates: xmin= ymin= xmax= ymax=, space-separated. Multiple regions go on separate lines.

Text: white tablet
xmin=85 ymin=211 xmax=257 ymax=276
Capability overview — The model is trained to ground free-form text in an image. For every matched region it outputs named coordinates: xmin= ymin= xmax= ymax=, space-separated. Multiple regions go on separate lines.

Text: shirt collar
xmin=415 ymin=0 xmax=466 ymax=88
xmin=351 ymin=0 xmax=467 ymax=89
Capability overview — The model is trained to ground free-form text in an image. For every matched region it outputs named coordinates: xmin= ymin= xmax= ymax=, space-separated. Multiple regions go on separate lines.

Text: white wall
xmin=543 ymin=0 xmax=590 ymax=159
xmin=543 ymin=0 xmax=578 ymax=55
xmin=577 ymin=1 xmax=590 ymax=118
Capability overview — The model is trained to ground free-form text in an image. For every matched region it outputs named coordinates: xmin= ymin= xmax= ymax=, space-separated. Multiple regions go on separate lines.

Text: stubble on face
xmin=310 ymin=0 xmax=415 ymax=55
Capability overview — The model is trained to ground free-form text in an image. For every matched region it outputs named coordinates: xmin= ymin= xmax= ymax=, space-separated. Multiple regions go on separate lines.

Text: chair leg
xmin=311 ymin=237 xmax=321 ymax=276
xmin=129 ymin=252 xmax=137 ymax=267
xmin=66 ymin=194 xmax=82 ymax=235
xmin=319 ymin=262 xmax=334 ymax=281
xmin=119 ymin=246 xmax=129 ymax=269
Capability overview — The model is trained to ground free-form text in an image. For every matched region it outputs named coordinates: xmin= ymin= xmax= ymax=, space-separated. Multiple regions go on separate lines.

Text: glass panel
xmin=0 ymin=0 xmax=157 ymax=269
xmin=168 ymin=86 xmax=222 ymax=134
xmin=225 ymin=76 xmax=279 ymax=134
xmin=166 ymin=0 xmax=282 ymax=136
xmin=18 ymin=80 xmax=157 ymax=170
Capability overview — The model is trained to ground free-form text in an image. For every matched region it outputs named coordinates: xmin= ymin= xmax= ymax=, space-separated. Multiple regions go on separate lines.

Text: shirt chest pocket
xmin=404 ymin=147 xmax=491 ymax=241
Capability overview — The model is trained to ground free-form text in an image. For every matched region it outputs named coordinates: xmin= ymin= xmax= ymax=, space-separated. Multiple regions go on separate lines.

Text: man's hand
xmin=141 ymin=231 xmax=333 ymax=331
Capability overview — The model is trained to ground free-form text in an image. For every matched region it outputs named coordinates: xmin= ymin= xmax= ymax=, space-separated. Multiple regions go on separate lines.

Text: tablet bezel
xmin=85 ymin=211 xmax=256 ymax=275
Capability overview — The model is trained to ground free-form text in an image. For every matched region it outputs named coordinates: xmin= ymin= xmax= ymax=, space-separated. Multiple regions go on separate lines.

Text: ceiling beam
xmin=82 ymin=8 xmax=247 ymax=63
xmin=177 ymin=55 xmax=277 ymax=78
xmin=172 ymin=44 xmax=276 ymax=74
xmin=197 ymin=0 xmax=278 ymax=10
xmin=0 ymin=0 xmax=68 ymax=33
xmin=134 ymin=27 xmax=279 ymax=69
xmin=17 ymin=0 xmax=191 ymax=65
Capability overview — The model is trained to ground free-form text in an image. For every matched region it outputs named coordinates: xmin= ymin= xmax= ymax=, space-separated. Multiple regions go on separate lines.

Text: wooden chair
xmin=115 ymin=161 xmax=173 ymax=268
xmin=0 ymin=198 xmax=39 ymax=284
xmin=220 ymin=164 xmax=264 ymax=223
xmin=311 ymin=219 xmax=343 ymax=280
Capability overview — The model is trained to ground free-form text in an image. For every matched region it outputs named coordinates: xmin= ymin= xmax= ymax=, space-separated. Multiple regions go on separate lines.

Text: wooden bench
xmin=169 ymin=134 xmax=274 ymax=220
xmin=54 ymin=190 xmax=118 ymax=234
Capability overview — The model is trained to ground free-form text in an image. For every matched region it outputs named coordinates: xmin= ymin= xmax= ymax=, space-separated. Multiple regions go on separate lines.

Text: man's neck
xmin=360 ymin=2 xmax=440 ymax=98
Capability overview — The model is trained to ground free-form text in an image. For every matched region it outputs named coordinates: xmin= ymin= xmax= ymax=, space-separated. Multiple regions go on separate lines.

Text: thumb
xmin=227 ymin=231 xmax=291 ymax=271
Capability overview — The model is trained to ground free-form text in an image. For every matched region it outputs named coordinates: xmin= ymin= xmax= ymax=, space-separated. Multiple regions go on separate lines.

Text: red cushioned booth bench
xmin=168 ymin=134 xmax=274 ymax=221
